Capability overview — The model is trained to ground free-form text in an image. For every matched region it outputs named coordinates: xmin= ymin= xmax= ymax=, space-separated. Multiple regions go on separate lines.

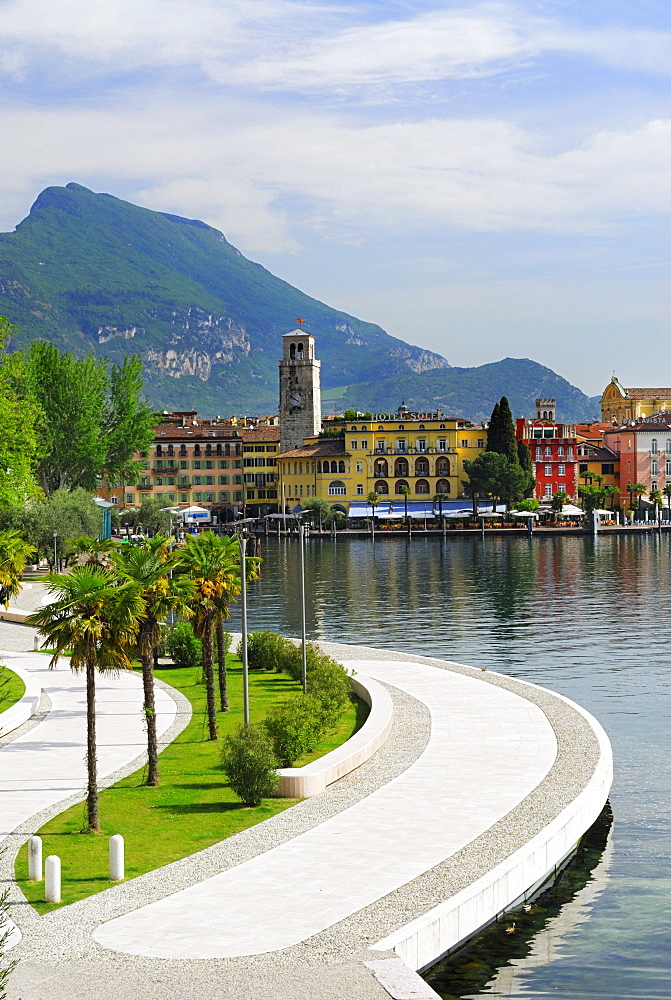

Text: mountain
xmin=0 ymin=183 xmax=599 ymax=423
xmin=324 ymin=357 xmax=600 ymax=423
xmin=0 ymin=183 xmax=448 ymax=412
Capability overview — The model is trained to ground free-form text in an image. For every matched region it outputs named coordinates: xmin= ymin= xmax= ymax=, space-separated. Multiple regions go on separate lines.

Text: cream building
xmin=600 ymin=378 xmax=671 ymax=424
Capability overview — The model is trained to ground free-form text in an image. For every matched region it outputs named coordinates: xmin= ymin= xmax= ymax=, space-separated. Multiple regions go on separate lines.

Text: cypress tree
xmin=517 ymin=439 xmax=532 ymax=472
xmin=486 ymin=402 xmax=501 ymax=453
xmin=497 ymin=396 xmax=518 ymax=464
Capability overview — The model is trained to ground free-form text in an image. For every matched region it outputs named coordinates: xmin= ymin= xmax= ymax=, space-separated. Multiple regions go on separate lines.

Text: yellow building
xmin=277 ymin=407 xmax=487 ymax=512
xmin=600 ymin=378 xmax=671 ymax=424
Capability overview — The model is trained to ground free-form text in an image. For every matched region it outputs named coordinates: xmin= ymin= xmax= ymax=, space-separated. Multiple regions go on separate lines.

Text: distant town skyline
xmin=1 ymin=0 xmax=670 ymax=396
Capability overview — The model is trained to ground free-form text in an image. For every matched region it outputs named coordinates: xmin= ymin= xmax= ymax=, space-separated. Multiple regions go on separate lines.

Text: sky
xmin=0 ymin=0 xmax=670 ymax=396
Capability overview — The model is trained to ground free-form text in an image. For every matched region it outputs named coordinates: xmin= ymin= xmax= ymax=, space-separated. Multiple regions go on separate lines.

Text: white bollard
xmin=28 ymin=835 xmax=43 ymax=881
xmin=45 ymin=855 xmax=61 ymax=903
xmin=33 ymin=635 xmax=40 ymax=650
xmin=109 ymin=834 xmax=124 ymax=881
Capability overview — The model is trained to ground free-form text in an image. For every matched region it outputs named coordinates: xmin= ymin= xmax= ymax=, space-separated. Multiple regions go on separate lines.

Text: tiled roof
xmin=625 ymin=388 xmax=671 ymax=399
xmin=278 ymin=440 xmax=349 ymax=459
xmin=582 ymin=445 xmax=619 ymax=461
xmin=238 ymin=427 xmax=280 ymax=442
xmin=154 ymin=424 xmax=240 ymax=440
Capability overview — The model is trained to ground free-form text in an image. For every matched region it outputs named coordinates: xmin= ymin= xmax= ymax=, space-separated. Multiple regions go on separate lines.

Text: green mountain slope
xmin=328 ymin=357 xmax=600 ymax=423
xmin=0 ymin=183 xmax=448 ymax=412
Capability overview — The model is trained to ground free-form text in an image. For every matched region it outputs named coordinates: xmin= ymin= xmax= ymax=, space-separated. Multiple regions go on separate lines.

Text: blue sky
xmin=1 ymin=0 xmax=670 ymax=395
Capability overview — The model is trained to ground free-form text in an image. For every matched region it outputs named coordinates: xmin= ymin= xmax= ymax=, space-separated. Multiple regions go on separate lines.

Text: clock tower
xmin=279 ymin=329 xmax=321 ymax=454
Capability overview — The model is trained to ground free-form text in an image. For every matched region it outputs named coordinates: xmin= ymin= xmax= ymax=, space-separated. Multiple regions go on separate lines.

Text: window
xmin=436 ymin=478 xmax=450 ymax=493
xmin=418 ymin=424 xmax=425 ymax=430
xmin=416 ymin=479 xmax=430 ymax=494
xmin=439 ymin=423 xmax=446 ymax=429
xmin=436 ymin=457 xmax=450 ymax=476
xmin=350 ymin=425 xmax=357 ymax=431
xmin=356 ymin=461 xmax=363 ymax=473
xmin=125 ymin=494 xmax=134 ymax=505
xmin=438 ymin=439 xmax=447 ymax=452
xmin=398 ymin=424 xmax=405 ymax=430
xmin=417 ymin=439 xmax=427 ymax=452
xmin=180 ymin=461 xmax=187 ymax=470
xmin=180 ymin=493 xmax=188 ymax=503
xmin=179 ymin=476 xmax=189 ymax=486
xmin=205 ymin=460 xmax=213 ymax=469
xmin=219 ymin=475 xmax=229 ymax=485
xmin=338 ymin=460 xmax=346 ymax=473
xmin=328 ymin=480 xmax=347 ymax=495
xmin=558 ymin=464 xmax=565 ymax=476
xmin=652 ymin=482 xmax=658 ymax=491
xmin=234 ymin=475 xmax=242 ymax=484
xmin=351 ymin=440 xmax=358 ymax=449
xmin=375 ymin=479 xmax=389 ymax=494
xmin=652 ymin=460 xmax=659 ymax=476
xmin=476 ymin=439 xmax=486 ymax=448
xmin=234 ymin=491 xmax=243 ymax=502
xmin=535 ymin=448 xmax=542 ymax=460
xmin=544 ymin=464 xmax=552 ymax=475
xmin=543 ymin=429 xmax=554 ymax=438
xmin=193 ymin=460 xmax=201 ymax=469
xmin=667 ymin=461 xmax=671 ymax=476
xmin=652 ymin=439 xmax=659 ymax=454
xmin=558 ymin=483 xmax=565 ymax=492
xmin=206 ymin=492 xmax=214 ymax=503
xmin=558 ymin=446 xmax=564 ymax=456
xmin=193 ymin=492 xmax=201 ymax=501
xmin=602 ymin=464 xmax=614 ymax=475
xmin=156 ymin=477 xmax=164 ymax=486
xmin=168 ymin=477 xmax=175 ymax=486
xmin=357 ymin=484 xmax=364 ymax=495
xmin=193 ymin=475 xmax=202 ymax=485
xmin=544 ymin=446 xmax=551 ymax=457
xmin=397 ymin=439 xmax=407 ymax=452
xmin=459 ymin=439 xmax=469 ymax=448
xmin=394 ymin=479 xmax=409 ymax=494
xmin=395 ymin=458 xmax=409 ymax=477
xmin=544 ymin=484 xmax=553 ymax=497
xmin=140 ymin=477 xmax=150 ymax=487
xmin=567 ymin=447 xmax=574 ymax=458
xmin=415 ymin=458 xmax=429 ymax=476
xmin=206 ymin=475 xmax=214 ymax=485
xmin=666 ymin=440 xmax=671 ymax=454
xmin=374 ymin=459 xmax=388 ymax=478
xmin=361 ymin=439 xmax=368 ymax=450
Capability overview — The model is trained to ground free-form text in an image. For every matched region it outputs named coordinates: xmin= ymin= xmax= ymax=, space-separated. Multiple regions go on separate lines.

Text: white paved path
xmin=94 ymin=658 xmax=557 ymax=959
xmin=0 ymin=650 xmax=177 ymax=843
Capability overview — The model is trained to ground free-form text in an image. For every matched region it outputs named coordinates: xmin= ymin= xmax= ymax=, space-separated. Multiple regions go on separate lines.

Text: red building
xmin=516 ymin=399 xmax=578 ymax=501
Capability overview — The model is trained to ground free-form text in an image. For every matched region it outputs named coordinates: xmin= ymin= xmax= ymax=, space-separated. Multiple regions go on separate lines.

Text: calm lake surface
xmin=228 ymin=532 xmax=671 ymax=999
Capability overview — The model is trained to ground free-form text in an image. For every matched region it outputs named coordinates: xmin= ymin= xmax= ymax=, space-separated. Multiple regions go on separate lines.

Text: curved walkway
xmin=0 ymin=648 xmax=178 ymax=859
xmin=94 ymin=658 xmax=557 ymax=958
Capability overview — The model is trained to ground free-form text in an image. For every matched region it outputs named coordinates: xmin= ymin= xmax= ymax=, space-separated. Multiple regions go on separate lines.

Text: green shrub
xmin=220 ymin=724 xmax=279 ymax=806
xmin=239 ymin=630 xmax=294 ymax=672
xmin=165 ymin=622 xmax=201 ymax=670
xmin=307 ymin=655 xmax=351 ymax=730
xmin=263 ymin=695 xmax=324 ymax=766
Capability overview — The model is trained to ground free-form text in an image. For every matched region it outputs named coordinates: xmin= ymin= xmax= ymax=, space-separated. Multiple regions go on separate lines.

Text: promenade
xmin=0 ymin=620 xmax=612 ymax=1000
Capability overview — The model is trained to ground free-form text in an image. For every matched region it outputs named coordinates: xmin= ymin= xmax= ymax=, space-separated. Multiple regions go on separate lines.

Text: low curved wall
xmin=371 ymin=687 xmax=613 ymax=973
xmin=275 ymin=672 xmax=393 ymax=798
xmin=0 ymin=663 xmax=42 ymax=738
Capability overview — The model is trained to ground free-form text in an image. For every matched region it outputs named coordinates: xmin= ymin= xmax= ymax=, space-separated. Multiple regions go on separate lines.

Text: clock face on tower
xmin=289 ymin=392 xmax=303 ymax=408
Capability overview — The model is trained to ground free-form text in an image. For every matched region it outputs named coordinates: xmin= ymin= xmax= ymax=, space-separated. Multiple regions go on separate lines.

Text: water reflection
xmin=424 ymin=806 xmax=614 ymax=1000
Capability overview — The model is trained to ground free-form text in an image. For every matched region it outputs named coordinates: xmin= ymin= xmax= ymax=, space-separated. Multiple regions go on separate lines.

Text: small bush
xmin=264 ymin=695 xmax=324 ymax=766
xmin=307 ymin=655 xmax=351 ymax=730
xmin=239 ymin=631 xmax=294 ymax=672
xmin=165 ymin=622 xmax=202 ymax=670
xmin=220 ymin=724 xmax=279 ymax=806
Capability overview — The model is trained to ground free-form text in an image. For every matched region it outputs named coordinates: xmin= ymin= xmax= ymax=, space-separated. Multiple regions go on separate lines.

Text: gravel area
xmin=4 ymin=640 xmax=605 ymax=1000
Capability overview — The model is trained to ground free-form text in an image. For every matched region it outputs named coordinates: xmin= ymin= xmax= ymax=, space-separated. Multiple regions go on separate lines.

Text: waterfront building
xmin=277 ymin=408 xmax=487 ymax=514
xmin=516 ymin=400 xmax=578 ymax=500
xmin=603 ymin=414 xmax=671 ymax=496
xmin=278 ymin=329 xmax=321 ymax=454
xmin=600 ymin=378 xmax=671 ymax=424
xmin=99 ymin=411 xmax=280 ymax=520
xmin=575 ymin=442 xmax=620 ymax=492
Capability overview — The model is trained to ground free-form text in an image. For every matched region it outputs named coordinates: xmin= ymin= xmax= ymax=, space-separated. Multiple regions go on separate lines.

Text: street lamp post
xmin=238 ymin=532 xmax=250 ymax=726
xmin=53 ymin=529 xmax=58 ymax=571
xmin=298 ymin=519 xmax=308 ymax=694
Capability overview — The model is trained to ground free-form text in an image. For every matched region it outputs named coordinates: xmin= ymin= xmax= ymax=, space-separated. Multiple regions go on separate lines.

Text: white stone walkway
xmin=93 ymin=658 xmax=557 ymax=959
xmin=0 ymin=649 xmax=177 ymax=844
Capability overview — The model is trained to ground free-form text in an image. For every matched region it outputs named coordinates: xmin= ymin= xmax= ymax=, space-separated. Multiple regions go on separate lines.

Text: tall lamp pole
xmin=238 ymin=532 xmax=250 ymax=726
xmin=298 ymin=519 xmax=307 ymax=694
xmin=53 ymin=529 xmax=58 ymax=571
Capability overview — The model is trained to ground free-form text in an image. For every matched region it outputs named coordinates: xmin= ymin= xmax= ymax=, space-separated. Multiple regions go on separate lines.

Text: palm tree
xmin=177 ymin=532 xmax=258 ymax=740
xmin=66 ymin=535 xmax=118 ymax=568
xmin=27 ymin=566 xmax=143 ymax=831
xmin=0 ymin=529 xmax=36 ymax=608
xmin=602 ymin=484 xmax=618 ymax=510
xmin=627 ymin=482 xmax=647 ymax=517
xmin=433 ymin=493 xmax=449 ymax=531
xmin=114 ymin=536 xmax=194 ymax=785
xmin=367 ymin=491 xmax=379 ymax=540
xmin=663 ymin=483 xmax=671 ymax=520
xmin=649 ymin=487 xmax=663 ymax=522
xmin=398 ymin=483 xmax=411 ymax=534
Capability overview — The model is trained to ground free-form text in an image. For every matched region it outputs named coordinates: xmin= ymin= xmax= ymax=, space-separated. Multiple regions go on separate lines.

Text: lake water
xmin=228 ymin=532 xmax=671 ymax=999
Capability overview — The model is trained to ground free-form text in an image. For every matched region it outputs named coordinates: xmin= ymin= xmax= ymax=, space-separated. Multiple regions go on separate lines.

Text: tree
xmin=220 ymin=724 xmax=279 ymax=806
xmin=114 ymin=536 xmax=194 ymax=785
xmin=177 ymin=533 xmax=258 ymax=740
xmin=487 ymin=397 xmax=518 ymax=464
xmin=216 ymin=623 xmax=232 ymax=711
xmin=105 ymin=356 xmax=157 ymax=496
xmin=515 ymin=498 xmax=540 ymax=512
xmin=551 ymin=491 xmax=569 ymax=513
xmin=433 ymin=492 xmax=449 ymax=528
xmin=343 ymin=409 xmax=357 ymax=421
xmin=517 ymin=440 xmax=535 ymax=496
xmin=663 ymin=483 xmax=671 ymax=518
xmin=602 ymin=484 xmax=618 ymax=509
xmin=367 ymin=491 xmax=379 ymax=539
xmin=626 ymin=482 xmax=646 ymax=512
xmin=24 ymin=489 xmax=103 ymax=569
xmin=0 ymin=887 xmax=18 ymax=1000
xmin=0 ymin=530 xmax=36 ymax=608
xmin=66 ymin=536 xmax=118 ymax=568
xmin=303 ymin=497 xmax=332 ymax=530
xmin=398 ymin=483 xmax=411 ymax=531
xmin=649 ymin=487 xmax=663 ymax=521
xmin=0 ymin=317 xmax=42 ymax=507
xmin=463 ymin=451 xmax=529 ymax=511
xmin=578 ymin=484 xmax=604 ymax=512
xmin=27 ymin=566 xmax=143 ymax=831
xmin=134 ymin=498 xmax=172 ymax=536
xmin=26 ymin=342 xmax=108 ymax=494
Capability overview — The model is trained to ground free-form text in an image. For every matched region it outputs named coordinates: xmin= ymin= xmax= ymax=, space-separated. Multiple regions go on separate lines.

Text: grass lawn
xmin=16 ymin=656 xmax=367 ymax=913
xmin=0 ymin=665 xmax=25 ymax=713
